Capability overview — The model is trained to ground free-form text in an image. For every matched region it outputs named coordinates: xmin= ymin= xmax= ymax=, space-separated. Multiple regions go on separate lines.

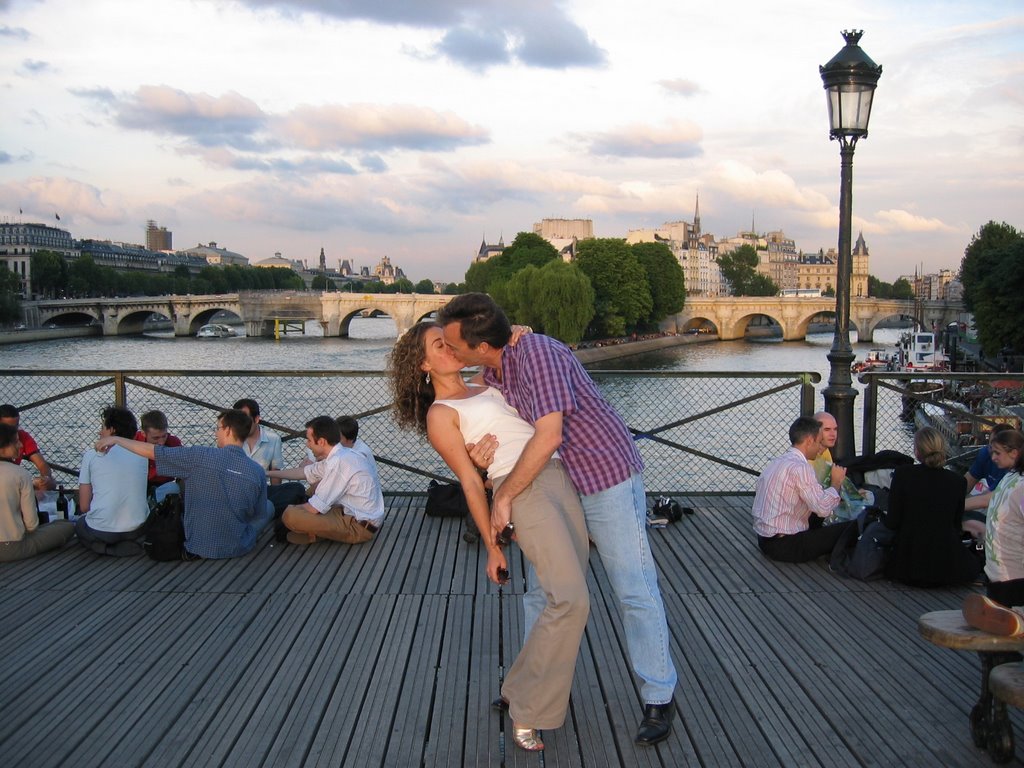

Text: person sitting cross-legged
xmin=76 ymin=406 xmax=150 ymax=557
xmin=268 ymin=416 xmax=384 ymax=545
xmin=753 ymin=415 xmax=853 ymax=563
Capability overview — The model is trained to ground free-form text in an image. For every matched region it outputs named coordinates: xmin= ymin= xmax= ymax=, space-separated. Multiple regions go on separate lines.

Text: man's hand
xmin=491 ymin=492 xmax=512 ymax=537
xmin=95 ymin=436 xmax=117 ymax=453
xmin=466 ymin=434 xmax=498 ymax=470
xmin=829 ymin=464 xmax=847 ymax=489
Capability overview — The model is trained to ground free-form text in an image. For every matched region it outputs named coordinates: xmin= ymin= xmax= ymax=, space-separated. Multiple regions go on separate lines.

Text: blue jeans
xmin=524 ymin=471 xmax=678 ymax=705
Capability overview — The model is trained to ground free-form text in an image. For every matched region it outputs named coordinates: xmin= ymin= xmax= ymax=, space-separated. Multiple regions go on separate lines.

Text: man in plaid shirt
xmin=439 ymin=293 xmax=678 ymax=747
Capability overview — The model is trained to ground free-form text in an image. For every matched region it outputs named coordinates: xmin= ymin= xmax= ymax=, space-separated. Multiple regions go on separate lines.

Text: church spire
xmin=693 ymin=192 xmax=701 ymax=235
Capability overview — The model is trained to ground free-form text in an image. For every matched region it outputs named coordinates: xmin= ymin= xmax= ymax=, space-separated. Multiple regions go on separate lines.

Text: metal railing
xmin=1 ymin=369 xmax=820 ymax=494
xmin=860 ymin=371 xmax=1024 ymax=468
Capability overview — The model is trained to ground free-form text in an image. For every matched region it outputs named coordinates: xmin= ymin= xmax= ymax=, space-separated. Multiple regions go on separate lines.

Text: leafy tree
xmin=442 ymin=281 xmax=464 ymax=295
xmin=631 ymin=241 xmax=684 ymax=324
xmin=414 ymin=279 xmax=436 ymax=294
xmin=393 ymin=277 xmax=415 ymax=294
xmin=311 ymin=275 xmax=337 ymax=290
xmin=503 ymin=261 xmax=594 ymax=344
xmin=868 ymin=275 xmax=892 ymax=298
xmin=959 ymin=221 xmax=1024 ymax=354
xmin=173 ymin=265 xmax=191 ymax=280
xmin=892 ymin=278 xmax=914 ymax=300
xmin=0 ymin=267 xmax=21 ymax=324
xmin=575 ymin=238 xmax=652 ymax=337
xmin=822 ymin=286 xmax=836 ymax=298
xmin=30 ymin=250 xmax=68 ymax=298
xmin=464 ymin=232 xmax=559 ymax=293
xmin=716 ymin=244 xmax=776 ymax=296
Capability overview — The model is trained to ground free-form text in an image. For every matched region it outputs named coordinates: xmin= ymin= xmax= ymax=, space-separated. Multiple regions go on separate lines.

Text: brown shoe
xmin=963 ymin=594 xmax=1024 ymax=636
xmin=286 ymin=531 xmax=318 ymax=545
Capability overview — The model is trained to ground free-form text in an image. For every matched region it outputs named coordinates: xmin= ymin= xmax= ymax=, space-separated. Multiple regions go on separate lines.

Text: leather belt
xmin=357 ymin=520 xmax=379 ymax=534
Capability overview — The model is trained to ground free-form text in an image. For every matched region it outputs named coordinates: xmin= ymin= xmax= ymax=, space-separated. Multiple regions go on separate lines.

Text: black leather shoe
xmin=635 ymin=701 xmax=674 ymax=746
xmin=491 ymin=696 xmax=509 ymax=712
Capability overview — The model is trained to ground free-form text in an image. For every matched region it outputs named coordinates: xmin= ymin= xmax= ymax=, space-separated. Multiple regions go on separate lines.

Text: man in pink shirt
xmin=752 ymin=416 xmax=852 ymax=563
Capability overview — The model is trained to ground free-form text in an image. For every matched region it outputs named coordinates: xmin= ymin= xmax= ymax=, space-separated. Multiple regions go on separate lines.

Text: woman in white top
xmin=76 ymin=406 xmax=150 ymax=556
xmin=981 ymin=429 xmax=1024 ymax=605
xmin=390 ymin=321 xmax=589 ymax=753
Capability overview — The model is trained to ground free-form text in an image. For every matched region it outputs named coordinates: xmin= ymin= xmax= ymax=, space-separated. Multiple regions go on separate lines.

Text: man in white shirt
xmin=336 ymin=415 xmax=381 ymax=492
xmin=269 ymin=415 xmax=384 ymax=545
xmin=752 ymin=416 xmax=852 ymax=563
xmin=233 ymin=398 xmax=306 ymax=516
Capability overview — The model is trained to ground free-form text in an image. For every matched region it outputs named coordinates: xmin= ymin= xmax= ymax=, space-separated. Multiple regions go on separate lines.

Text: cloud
xmin=578 ymin=119 xmax=704 ymax=159
xmin=708 ymin=160 xmax=832 ymax=212
xmin=20 ymin=59 xmax=50 ymax=75
xmin=873 ymin=209 xmax=957 ymax=234
xmin=0 ymin=25 xmax=30 ymax=40
xmin=0 ymin=150 xmax=31 ymax=164
xmin=0 ymin=151 xmax=12 ymax=164
xmin=183 ymin=146 xmax=358 ymax=175
xmin=68 ymin=86 xmax=117 ymax=104
xmin=235 ymin=0 xmax=606 ymax=70
xmin=112 ymin=85 xmax=267 ymax=148
xmin=658 ymin=78 xmax=702 ymax=97
xmin=359 ymin=154 xmax=388 ymax=173
xmin=275 ymin=104 xmax=488 ymax=152
xmin=0 ymin=177 xmax=126 ymax=225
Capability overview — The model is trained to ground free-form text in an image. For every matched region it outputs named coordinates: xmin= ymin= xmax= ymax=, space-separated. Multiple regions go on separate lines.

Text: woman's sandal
xmin=512 ymin=725 xmax=544 ymax=751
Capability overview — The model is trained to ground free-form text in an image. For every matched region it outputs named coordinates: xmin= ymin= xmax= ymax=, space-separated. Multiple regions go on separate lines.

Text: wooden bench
xmin=919 ymin=609 xmax=1024 ymax=764
xmin=989 ymin=662 xmax=1024 ymax=764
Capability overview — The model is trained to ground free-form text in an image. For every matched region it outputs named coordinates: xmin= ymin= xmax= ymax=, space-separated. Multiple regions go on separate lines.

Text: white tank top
xmin=432 ymin=386 xmax=544 ymax=480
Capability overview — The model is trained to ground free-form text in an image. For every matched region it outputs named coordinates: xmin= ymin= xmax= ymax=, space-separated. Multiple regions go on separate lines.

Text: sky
xmin=0 ymin=0 xmax=1021 ymax=284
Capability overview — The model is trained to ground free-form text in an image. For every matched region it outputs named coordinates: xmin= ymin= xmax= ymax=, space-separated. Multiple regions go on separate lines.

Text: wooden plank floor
xmin=2 ymin=494 xmax=1022 ymax=767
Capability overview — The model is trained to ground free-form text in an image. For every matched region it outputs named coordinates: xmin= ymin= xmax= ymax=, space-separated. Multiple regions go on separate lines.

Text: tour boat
xmin=196 ymin=323 xmax=236 ymax=338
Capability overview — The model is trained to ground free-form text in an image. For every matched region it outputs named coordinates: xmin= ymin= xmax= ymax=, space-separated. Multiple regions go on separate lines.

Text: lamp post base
xmin=823 ymin=347 xmax=858 ymax=463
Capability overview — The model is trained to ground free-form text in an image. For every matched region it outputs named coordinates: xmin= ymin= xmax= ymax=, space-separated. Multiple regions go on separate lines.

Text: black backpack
xmin=143 ymin=493 xmax=185 ymax=561
xmin=829 ymin=507 xmax=895 ymax=580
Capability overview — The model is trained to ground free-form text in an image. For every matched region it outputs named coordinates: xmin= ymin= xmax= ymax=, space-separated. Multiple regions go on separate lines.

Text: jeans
xmin=523 ymin=471 xmax=678 ymax=705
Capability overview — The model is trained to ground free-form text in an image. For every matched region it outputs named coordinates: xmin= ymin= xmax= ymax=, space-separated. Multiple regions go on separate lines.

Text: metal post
xmin=823 ymin=140 xmax=858 ymax=463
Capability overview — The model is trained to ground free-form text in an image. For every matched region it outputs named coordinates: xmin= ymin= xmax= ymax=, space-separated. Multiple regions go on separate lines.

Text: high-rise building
xmin=145 ymin=220 xmax=172 ymax=251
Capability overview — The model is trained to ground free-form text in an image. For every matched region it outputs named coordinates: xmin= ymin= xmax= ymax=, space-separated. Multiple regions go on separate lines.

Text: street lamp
xmin=820 ymin=29 xmax=882 ymax=463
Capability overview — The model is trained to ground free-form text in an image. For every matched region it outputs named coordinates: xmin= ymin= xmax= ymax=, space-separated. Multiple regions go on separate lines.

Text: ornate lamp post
xmin=820 ymin=30 xmax=882 ymax=463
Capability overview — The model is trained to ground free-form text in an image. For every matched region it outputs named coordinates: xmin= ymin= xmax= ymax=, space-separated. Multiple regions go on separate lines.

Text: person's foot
xmin=963 ymin=594 xmax=1024 ymax=636
xmin=635 ymin=701 xmax=674 ymax=746
xmin=286 ymin=531 xmax=318 ymax=545
xmin=511 ymin=725 xmax=544 ymax=751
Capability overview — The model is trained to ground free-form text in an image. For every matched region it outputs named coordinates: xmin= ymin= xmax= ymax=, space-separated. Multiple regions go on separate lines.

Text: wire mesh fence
xmin=2 ymin=369 xmax=820 ymax=494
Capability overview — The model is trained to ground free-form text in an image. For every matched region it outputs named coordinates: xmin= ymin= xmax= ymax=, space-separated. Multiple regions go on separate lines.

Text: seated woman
xmin=883 ymin=426 xmax=982 ymax=587
xmin=0 ymin=423 xmax=74 ymax=562
xmin=389 ymin=321 xmax=589 ymax=753
xmin=76 ymin=406 xmax=150 ymax=557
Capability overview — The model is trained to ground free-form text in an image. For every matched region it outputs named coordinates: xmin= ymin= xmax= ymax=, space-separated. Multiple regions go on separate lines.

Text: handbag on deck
xmin=425 ymin=480 xmax=471 ymax=518
xmin=143 ymin=492 xmax=185 ymax=561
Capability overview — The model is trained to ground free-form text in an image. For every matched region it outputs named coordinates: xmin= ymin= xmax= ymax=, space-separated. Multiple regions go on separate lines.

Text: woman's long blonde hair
xmin=388 ymin=321 xmax=439 ymax=434
xmin=914 ymin=427 xmax=947 ymax=469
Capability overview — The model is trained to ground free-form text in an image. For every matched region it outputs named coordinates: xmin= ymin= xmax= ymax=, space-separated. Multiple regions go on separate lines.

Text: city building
xmin=182 ymin=241 xmax=248 ymax=266
xmin=475 ymin=235 xmax=504 ymax=262
xmin=145 ymin=220 xmax=172 ymax=252
xmin=372 ymin=255 xmax=406 ymax=285
xmin=252 ymin=252 xmax=303 ymax=271
xmin=0 ymin=222 xmax=78 ymax=296
xmin=79 ymin=239 xmax=206 ymax=274
xmin=902 ymin=267 xmax=956 ymax=300
xmin=626 ymin=198 xmax=722 ymax=296
xmin=533 ymin=218 xmax=593 ymax=241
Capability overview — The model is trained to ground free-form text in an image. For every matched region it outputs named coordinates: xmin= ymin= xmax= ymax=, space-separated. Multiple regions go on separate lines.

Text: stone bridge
xmin=26 ymin=292 xmax=454 ymax=338
xmin=666 ymin=297 xmax=966 ymax=341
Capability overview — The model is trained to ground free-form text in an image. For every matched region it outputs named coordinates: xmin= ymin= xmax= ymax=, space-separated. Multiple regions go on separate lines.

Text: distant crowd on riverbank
xmin=572 ymin=330 xmax=679 ymax=351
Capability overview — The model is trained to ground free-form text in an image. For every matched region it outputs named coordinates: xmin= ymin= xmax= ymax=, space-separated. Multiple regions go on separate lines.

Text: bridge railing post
xmin=114 ymin=372 xmax=127 ymax=408
xmin=799 ymin=374 xmax=816 ymax=416
xmin=861 ymin=372 xmax=878 ymax=456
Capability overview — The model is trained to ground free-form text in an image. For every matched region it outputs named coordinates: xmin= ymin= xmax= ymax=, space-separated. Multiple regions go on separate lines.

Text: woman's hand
xmin=487 ymin=547 xmax=509 ymax=585
xmin=508 ymin=325 xmax=533 ymax=346
xmin=466 ymin=434 xmax=498 ymax=470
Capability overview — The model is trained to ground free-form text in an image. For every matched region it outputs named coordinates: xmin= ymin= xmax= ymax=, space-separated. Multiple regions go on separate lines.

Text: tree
xmin=892 ymin=278 xmax=914 ymax=300
xmin=311 ymin=275 xmax=337 ymax=290
xmin=631 ymin=241 xmax=685 ymax=324
xmin=868 ymin=275 xmax=892 ymax=298
xmin=0 ymin=267 xmax=21 ymax=324
xmin=575 ymin=238 xmax=652 ymax=337
xmin=464 ymin=232 xmax=559 ymax=293
xmin=442 ymin=282 xmax=464 ymax=295
xmin=393 ymin=277 xmax=415 ymax=294
xmin=715 ymin=245 xmax=779 ymax=296
xmin=30 ymin=250 xmax=68 ymax=298
xmin=959 ymin=221 xmax=1024 ymax=354
xmin=414 ymin=279 xmax=435 ymax=294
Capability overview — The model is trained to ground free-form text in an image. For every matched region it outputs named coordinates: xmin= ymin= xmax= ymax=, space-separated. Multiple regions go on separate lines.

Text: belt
xmin=356 ymin=519 xmax=379 ymax=534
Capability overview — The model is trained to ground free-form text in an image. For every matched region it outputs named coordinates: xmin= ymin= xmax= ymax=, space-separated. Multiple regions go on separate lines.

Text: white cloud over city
xmin=0 ymin=0 xmax=1020 ymax=281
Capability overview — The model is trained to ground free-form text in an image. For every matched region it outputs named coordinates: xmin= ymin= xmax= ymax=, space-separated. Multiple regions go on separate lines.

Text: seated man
xmin=77 ymin=406 xmax=150 ymax=557
xmin=810 ymin=411 xmax=871 ymax=518
xmin=233 ymin=398 xmax=306 ymax=515
xmin=268 ymin=415 xmax=384 ymax=545
xmin=97 ymin=409 xmax=273 ymax=559
xmin=0 ymin=422 xmax=73 ymax=562
xmin=0 ymin=403 xmax=57 ymax=491
xmin=753 ymin=416 xmax=852 ymax=563
xmin=134 ymin=410 xmax=183 ymax=492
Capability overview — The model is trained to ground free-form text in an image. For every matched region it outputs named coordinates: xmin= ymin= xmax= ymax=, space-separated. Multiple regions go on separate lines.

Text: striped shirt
xmin=752 ymin=447 xmax=841 ymax=537
xmin=984 ymin=471 xmax=1024 ymax=583
xmin=482 ymin=333 xmax=642 ymax=496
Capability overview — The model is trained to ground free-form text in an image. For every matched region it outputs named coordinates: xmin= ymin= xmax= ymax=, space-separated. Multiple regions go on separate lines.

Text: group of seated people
xmin=0 ymin=400 xmax=383 ymax=562
xmin=753 ymin=409 xmax=1024 ymax=592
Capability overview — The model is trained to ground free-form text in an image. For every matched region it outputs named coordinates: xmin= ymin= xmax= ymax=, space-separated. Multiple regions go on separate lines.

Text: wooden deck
xmin=2 ymin=494 xmax=1022 ymax=767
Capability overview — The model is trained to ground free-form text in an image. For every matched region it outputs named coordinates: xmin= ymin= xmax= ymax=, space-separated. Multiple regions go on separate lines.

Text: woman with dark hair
xmin=883 ymin=426 xmax=982 ymax=586
xmin=389 ymin=321 xmax=589 ymax=753
xmin=76 ymin=406 xmax=150 ymax=556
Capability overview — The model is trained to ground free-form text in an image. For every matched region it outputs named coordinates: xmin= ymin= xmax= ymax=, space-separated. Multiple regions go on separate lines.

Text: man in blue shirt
xmin=96 ymin=409 xmax=273 ymax=559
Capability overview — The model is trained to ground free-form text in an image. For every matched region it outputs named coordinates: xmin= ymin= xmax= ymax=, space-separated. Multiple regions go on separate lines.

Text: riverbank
xmin=0 ymin=326 xmax=100 ymax=345
xmin=574 ymin=332 xmax=711 ymax=364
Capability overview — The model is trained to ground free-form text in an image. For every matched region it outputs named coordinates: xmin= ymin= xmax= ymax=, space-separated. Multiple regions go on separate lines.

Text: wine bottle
xmin=56 ymin=485 xmax=69 ymax=520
